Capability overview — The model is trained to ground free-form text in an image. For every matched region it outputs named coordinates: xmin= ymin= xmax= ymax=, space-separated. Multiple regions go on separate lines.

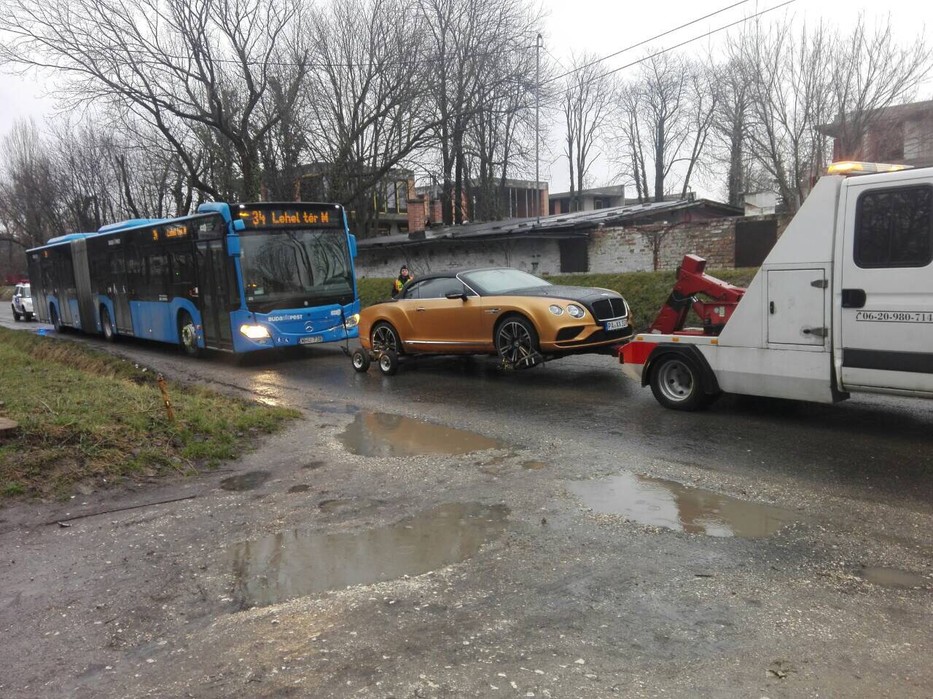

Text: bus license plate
xmin=300 ymin=336 xmax=323 ymax=345
xmin=604 ymin=319 xmax=626 ymax=331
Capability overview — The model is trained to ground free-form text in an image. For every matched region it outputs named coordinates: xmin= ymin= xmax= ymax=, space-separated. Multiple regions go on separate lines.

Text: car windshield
xmin=239 ymin=228 xmax=354 ymax=312
xmin=460 ymin=269 xmax=551 ymax=295
xmin=20 ymin=284 xmax=31 ymax=298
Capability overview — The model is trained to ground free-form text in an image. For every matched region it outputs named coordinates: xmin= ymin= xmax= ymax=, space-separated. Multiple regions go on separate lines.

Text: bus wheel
xmin=351 ymin=349 xmax=371 ymax=373
xmin=50 ymin=306 xmax=62 ymax=333
xmin=101 ymin=307 xmax=116 ymax=342
xmin=178 ymin=311 xmax=201 ymax=357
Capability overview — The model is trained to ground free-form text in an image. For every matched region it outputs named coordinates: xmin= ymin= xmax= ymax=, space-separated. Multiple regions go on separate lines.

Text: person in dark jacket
xmin=392 ymin=265 xmax=413 ymax=297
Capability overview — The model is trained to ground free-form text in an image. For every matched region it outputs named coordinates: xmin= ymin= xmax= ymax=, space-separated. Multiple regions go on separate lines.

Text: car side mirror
xmin=445 ymin=291 xmax=467 ymax=301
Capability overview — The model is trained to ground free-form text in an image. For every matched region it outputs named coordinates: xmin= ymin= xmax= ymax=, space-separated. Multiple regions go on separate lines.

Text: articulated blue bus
xmin=26 ymin=202 xmax=361 ymax=355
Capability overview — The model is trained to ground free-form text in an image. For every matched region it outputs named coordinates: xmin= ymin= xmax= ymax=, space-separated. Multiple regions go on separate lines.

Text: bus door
xmin=196 ymin=239 xmax=234 ymax=349
xmin=110 ymin=248 xmax=133 ymax=333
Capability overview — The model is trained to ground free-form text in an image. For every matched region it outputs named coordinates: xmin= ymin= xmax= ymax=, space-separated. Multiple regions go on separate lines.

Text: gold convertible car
xmin=353 ymin=267 xmax=634 ymax=375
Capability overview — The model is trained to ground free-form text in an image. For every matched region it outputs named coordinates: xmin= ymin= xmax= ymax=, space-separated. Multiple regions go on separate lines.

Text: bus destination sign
xmin=238 ymin=204 xmax=342 ymax=229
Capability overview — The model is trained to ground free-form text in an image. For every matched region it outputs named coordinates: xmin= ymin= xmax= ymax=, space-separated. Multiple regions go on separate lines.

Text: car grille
xmin=591 ymin=297 xmax=627 ymax=321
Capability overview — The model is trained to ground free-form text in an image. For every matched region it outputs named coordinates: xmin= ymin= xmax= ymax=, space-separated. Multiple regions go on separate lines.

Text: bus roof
xmin=98 ymin=218 xmax=166 ymax=232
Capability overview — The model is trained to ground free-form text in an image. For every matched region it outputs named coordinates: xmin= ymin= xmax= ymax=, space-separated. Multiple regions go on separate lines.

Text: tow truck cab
xmin=622 ymin=162 xmax=933 ymax=409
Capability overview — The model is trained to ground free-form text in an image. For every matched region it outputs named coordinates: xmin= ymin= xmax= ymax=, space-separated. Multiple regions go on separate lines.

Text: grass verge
xmin=0 ymin=328 xmax=300 ymax=500
xmin=357 ymin=267 xmax=759 ymax=331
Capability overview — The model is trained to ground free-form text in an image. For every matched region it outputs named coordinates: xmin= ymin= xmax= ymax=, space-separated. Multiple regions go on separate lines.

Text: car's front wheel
xmin=495 ymin=316 xmax=541 ymax=369
xmin=11 ymin=304 xmax=22 ymax=322
xmin=371 ymin=322 xmax=401 ymax=355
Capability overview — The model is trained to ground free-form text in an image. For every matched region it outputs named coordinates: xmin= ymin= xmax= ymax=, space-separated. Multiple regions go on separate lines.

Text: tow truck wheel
xmin=650 ymin=355 xmax=708 ymax=411
xmin=378 ymin=350 xmax=399 ymax=376
xmin=351 ymin=348 xmax=371 ymax=373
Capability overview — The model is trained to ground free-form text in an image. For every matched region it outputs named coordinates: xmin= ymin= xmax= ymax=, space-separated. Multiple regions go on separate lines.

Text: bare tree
xmin=0 ymin=120 xmax=68 ymax=250
xmin=562 ymin=55 xmax=614 ymax=211
xmin=419 ymin=0 xmax=541 ymax=225
xmin=1 ymin=0 xmax=310 ymax=201
xmin=729 ymin=16 xmax=930 ymax=213
xmin=304 ymin=0 xmax=432 ymax=236
xmin=827 ymin=16 xmax=932 ymax=161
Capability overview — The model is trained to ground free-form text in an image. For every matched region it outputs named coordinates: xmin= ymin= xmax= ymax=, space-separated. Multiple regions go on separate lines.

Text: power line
xmin=548 ymin=0 xmax=757 ymax=85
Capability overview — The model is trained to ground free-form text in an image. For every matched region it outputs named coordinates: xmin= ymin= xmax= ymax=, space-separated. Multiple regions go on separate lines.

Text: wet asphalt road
xmin=6 ymin=306 xmax=927 ymax=509
xmin=1 ymin=306 xmax=932 ymax=697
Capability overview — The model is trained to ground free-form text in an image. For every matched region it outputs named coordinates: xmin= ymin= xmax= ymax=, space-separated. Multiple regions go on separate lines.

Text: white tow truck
xmin=620 ymin=162 xmax=933 ymax=410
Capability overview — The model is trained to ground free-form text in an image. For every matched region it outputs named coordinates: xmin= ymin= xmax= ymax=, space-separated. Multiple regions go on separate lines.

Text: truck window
xmin=854 ymin=185 xmax=933 ymax=268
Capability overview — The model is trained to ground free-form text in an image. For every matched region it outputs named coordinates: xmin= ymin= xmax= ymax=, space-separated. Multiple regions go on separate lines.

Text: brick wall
xmin=355 ymin=214 xmax=791 ymax=279
xmin=356 ymin=238 xmax=562 ymax=279
xmin=589 ymin=214 xmax=789 ymax=272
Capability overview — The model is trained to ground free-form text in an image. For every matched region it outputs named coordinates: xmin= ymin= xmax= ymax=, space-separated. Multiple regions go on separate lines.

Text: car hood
xmin=498 ymin=285 xmax=622 ymax=303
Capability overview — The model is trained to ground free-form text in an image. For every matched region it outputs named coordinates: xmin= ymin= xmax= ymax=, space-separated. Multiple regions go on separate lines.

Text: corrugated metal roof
xmin=357 ymin=198 xmax=742 ymax=249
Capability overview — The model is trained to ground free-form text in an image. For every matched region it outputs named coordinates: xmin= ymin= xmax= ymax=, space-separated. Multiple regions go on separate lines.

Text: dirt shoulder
xmin=2 ymin=399 xmax=931 ymax=699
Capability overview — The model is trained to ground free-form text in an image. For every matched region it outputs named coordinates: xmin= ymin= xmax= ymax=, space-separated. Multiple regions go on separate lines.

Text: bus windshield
xmin=240 ymin=228 xmax=354 ymax=312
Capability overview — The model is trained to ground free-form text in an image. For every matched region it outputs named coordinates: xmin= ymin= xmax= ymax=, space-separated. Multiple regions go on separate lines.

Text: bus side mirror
xmin=226 ymin=235 xmax=241 ymax=257
xmin=349 ymin=233 xmax=358 ymax=258
xmin=233 ymin=219 xmax=246 ymax=232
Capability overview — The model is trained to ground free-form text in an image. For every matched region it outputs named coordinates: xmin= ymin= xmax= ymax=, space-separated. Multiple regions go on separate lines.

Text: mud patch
xmin=220 ymin=471 xmax=271 ymax=492
xmin=568 ymin=472 xmax=800 ymax=538
xmin=287 ymin=484 xmax=311 ymax=494
xmin=339 ymin=412 xmax=503 ymax=457
xmin=522 ymin=460 xmax=546 ymax=470
xmin=301 ymin=461 xmax=325 ymax=470
xmin=226 ymin=502 xmax=509 ymax=607
xmin=858 ymin=567 xmax=926 ymax=589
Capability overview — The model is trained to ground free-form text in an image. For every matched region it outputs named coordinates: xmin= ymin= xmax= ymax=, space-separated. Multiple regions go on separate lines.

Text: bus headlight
xmin=239 ymin=323 xmax=271 ymax=339
xmin=344 ymin=313 xmax=360 ymax=329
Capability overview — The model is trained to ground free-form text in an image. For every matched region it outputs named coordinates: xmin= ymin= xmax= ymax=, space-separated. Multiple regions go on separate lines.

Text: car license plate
xmin=604 ymin=319 xmax=626 ymax=331
xmin=300 ymin=335 xmax=323 ymax=345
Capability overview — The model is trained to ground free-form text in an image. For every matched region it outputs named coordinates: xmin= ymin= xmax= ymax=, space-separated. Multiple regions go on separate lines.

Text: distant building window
xmin=593 ymin=198 xmax=605 ymax=210
xmin=855 ymin=185 xmax=933 ymax=268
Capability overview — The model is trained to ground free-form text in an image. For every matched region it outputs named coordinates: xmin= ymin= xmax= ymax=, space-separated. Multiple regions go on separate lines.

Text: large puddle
xmin=859 ymin=567 xmax=927 ymax=589
xmin=568 ymin=472 xmax=800 ymax=538
xmin=339 ymin=412 xmax=503 ymax=457
xmin=227 ymin=503 xmax=508 ymax=608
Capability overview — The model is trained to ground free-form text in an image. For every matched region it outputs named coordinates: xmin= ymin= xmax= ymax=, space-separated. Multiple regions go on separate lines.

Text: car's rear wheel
xmin=495 ymin=316 xmax=541 ymax=369
xmin=371 ymin=322 xmax=401 ymax=355
xmin=11 ymin=304 xmax=21 ymax=322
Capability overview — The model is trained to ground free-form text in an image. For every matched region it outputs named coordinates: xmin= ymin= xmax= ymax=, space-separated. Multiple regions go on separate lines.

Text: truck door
xmin=766 ymin=269 xmax=827 ymax=347
xmin=839 ymin=178 xmax=933 ymax=394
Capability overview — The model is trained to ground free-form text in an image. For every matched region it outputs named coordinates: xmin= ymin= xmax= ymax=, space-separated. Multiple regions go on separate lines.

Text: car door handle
xmin=416 ymin=306 xmax=426 ymax=312
xmin=841 ymin=288 xmax=866 ymax=308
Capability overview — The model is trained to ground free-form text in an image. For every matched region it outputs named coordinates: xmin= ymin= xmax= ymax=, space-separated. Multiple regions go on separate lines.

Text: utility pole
xmin=535 ymin=33 xmax=542 ymax=224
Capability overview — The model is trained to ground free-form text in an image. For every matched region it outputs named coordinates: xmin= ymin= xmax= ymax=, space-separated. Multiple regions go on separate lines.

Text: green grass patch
xmin=358 ymin=267 xmax=759 ymax=331
xmin=0 ymin=328 xmax=300 ymax=500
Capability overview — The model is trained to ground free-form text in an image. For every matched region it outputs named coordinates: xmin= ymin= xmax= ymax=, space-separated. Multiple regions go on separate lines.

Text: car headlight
xmin=567 ymin=304 xmax=586 ymax=319
xmin=239 ymin=323 xmax=271 ymax=339
xmin=345 ymin=313 xmax=360 ymax=329
xmin=548 ymin=304 xmax=564 ymax=316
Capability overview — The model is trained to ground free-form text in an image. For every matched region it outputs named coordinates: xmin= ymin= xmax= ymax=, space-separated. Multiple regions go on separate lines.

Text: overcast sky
xmin=1 ymin=0 xmax=930 ymax=197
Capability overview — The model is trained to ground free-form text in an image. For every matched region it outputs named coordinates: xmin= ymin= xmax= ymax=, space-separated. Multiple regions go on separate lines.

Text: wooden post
xmin=156 ymin=374 xmax=176 ymax=423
